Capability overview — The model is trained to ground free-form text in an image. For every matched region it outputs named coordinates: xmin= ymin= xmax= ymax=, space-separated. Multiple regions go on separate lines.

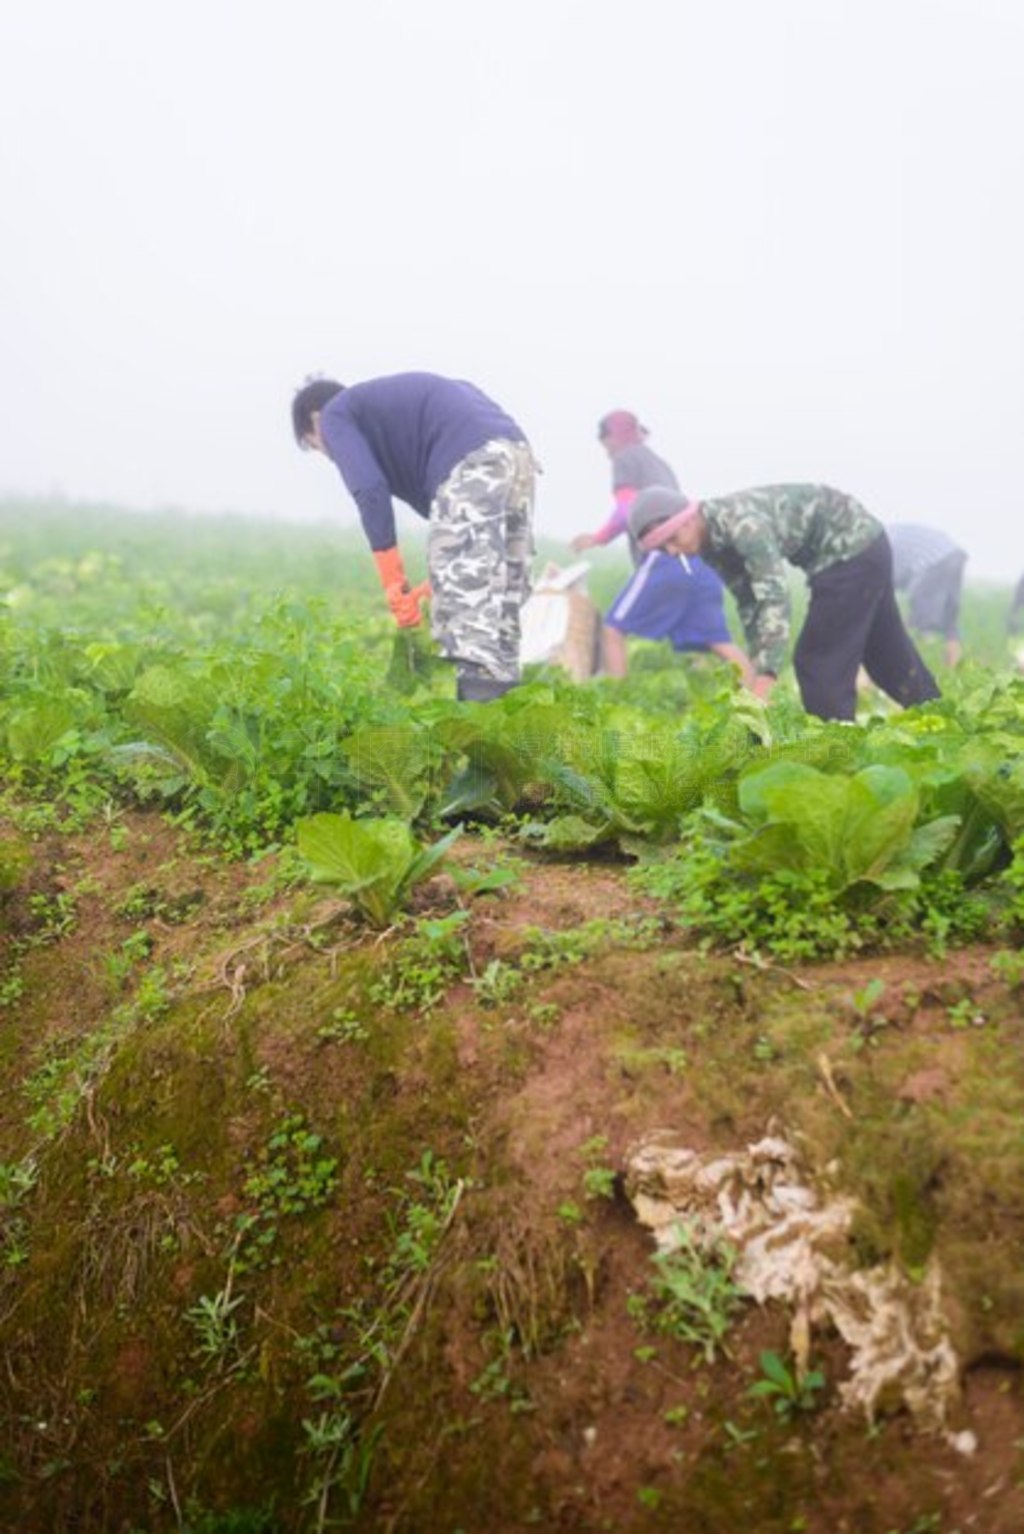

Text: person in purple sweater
xmin=292 ymin=372 xmax=536 ymax=701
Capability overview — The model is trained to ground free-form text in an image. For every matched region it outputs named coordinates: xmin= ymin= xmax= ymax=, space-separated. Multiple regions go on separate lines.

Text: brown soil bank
xmin=1 ymin=810 xmax=1023 ymax=1533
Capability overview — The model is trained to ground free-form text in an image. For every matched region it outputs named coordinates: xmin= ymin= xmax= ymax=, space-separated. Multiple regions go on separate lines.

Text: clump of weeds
xmin=628 ymin=1220 xmax=743 ymax=1364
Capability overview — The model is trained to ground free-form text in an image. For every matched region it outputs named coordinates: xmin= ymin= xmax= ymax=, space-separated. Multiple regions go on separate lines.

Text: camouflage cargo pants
xmin=428 ymin=438 xmax=536 ymax=687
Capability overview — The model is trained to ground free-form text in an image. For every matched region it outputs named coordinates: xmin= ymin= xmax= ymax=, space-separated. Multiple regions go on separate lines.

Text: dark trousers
xmin=794 ymin=534 xmax=940 ymax=721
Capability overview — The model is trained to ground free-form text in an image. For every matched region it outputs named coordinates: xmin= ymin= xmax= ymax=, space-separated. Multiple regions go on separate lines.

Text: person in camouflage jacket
xmin=627 ymin=483 xmax=940 ymax=721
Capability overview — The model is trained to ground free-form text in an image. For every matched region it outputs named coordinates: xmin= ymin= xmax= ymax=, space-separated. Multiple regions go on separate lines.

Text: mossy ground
xmin=1 ymin=805 xmax=1024 ymax=1533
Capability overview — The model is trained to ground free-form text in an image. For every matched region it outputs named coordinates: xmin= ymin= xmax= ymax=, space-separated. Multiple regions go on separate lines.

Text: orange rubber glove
xmin=373 ymin=548 xmax=431 ymax=628
xmin=390 ymin=586 xmax=424 ymax=628
xmin=373 ymin=547 xmax=406 ymax=591
xmin=393 ymin=581 xmax=432 ymax=625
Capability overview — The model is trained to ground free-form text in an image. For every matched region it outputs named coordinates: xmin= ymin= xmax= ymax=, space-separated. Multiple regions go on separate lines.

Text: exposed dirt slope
xmin=1 ymin=808 xmax=1023 ymax=1534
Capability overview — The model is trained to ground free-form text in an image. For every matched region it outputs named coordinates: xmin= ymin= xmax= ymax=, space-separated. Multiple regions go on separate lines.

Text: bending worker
xmin=627 ymin=483 xmax=940 ymax=721
xmin=292 ymin=371 xmax=536 ymax=702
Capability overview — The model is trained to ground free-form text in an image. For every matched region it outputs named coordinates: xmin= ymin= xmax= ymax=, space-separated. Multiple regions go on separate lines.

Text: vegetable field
xmin=2 ymin=500 xmax=1024 ymax=1534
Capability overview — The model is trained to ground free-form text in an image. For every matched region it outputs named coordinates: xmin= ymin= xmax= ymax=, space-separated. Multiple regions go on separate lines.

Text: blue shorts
xmin=605 ymin=552 xmax=731 ymax=650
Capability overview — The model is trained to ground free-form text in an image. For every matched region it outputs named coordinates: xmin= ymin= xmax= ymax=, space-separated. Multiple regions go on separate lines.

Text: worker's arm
xmin=570 ymin=487 xmax=638 ymax=552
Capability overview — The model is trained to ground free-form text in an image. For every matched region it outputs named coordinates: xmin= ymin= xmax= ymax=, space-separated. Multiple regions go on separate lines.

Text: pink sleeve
xmin=590 ymin=487 xmax=638 ymax=545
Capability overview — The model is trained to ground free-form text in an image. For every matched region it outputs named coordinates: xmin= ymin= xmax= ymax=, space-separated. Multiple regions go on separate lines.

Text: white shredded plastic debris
xmin=519 ymin=561 xmax=600 ymax=680
xmin=625 ymin=1131 xmax=962 ymax=1435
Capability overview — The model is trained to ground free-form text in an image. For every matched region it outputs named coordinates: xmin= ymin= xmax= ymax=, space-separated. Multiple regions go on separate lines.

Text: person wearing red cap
xmin=572 ymin=411 xmax=678 ymax=565
xmin=570 ymin=412 xmax=752 ymax=683
xmin=627 ymin=483 xmax=939 ymax=721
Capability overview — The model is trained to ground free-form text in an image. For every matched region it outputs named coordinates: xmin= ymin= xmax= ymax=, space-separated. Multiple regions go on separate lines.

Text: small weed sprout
xmin=722 ymin=1419 xmax=759 ymax=1448
xmin=107 ymin=821 xmax=129 ymax=852
xmin=947 ymin=997 xmax=985 ymax=1029
xmin=582 ymin=1166 xmax=617 ymax=1200
xmin=125 ymin=1143 xmax=185 ymax=1187
xmin=0 ymin=969 xmax=25 ymax=1009
xmin=990 ymin=948 xmax=1024 ymax=989
xmin=850 ymin=977 xmax=886 ymax=1021
xmin=0 ymin=1157 xmax=37 ymax=1268
xmin=579 ymin=1135 xmax=617 ymax=1201
xmin=450 ymin=862 xmax=522 ymax=899
xmin=848 ymin=977 xmax=893 ymax=1050
xmin=2 ymin=1231 xmax=30 ymax=1268
xmin=186 ymin=1284 xmax=245 ymax=1370
xmin=470 ymin=1327 xmax=533 ymax=1413
xmin=526 ymin=1000 xmax=560 ymax=1027
xmin=131 ymin=965 xmax=172 ymax=1023
xmin=901 ymin=983 xmax=921 ymax=1014
xmin=470 ymin=1328 xmax=516 ymax=1402
xmin=103 ymin=928 xmax=154 ymax=987
xmin=317 ymin=1007 xmax=370 ymax=1045
xmin=884 ymin=1515 xmax=943 ymax=1534
xmin=113 ymin=883 xmax=162 ymax=921
xmin=747 ymin=1349 xmax=825 ymax=1420
xmin=474 ymin=958 xmax=524 ymax=1006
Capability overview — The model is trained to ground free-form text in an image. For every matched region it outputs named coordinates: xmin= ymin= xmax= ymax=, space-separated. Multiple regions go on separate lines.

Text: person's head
xmin=597 ymin=409 xmax=646 ymax=456
xmin=291 ymin=377 xmax=345 ymax=451
xmin=628 ymin=485 xmax=705 ymax=557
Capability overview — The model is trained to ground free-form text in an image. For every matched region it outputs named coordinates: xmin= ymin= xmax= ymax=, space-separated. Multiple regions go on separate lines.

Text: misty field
xmin=2 ymin=499 xmax=1024 ymax=1534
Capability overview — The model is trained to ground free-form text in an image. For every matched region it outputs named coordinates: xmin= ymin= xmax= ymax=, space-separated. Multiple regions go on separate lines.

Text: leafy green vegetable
xmin=296 ymin=812 xmax=461 ymax=927
xmin=5 ymin=699 xmax=85 ymax=764
xmin=435 ymin=697 xmax=565 ymax=817
xmin=342 ymin=723 xmax=441 ymax=819
xmin=729 ymin=761 xmax=958 ymax=892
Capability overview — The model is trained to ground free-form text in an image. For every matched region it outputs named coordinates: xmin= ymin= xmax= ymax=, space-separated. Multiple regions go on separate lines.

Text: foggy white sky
xmin=2 ymin=0 xmax=1022 ymax=576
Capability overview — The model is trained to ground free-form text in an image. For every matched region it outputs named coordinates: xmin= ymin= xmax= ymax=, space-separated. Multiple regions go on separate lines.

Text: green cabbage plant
xmin=296 ymin=812 xmax=460 ymax=927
